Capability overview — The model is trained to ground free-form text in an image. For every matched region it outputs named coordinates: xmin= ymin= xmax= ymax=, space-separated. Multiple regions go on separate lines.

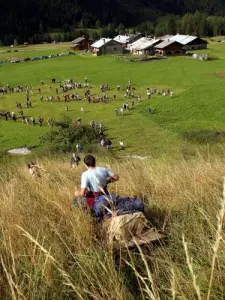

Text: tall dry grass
xmin=0 ymin=155 xmax=225 ymax=299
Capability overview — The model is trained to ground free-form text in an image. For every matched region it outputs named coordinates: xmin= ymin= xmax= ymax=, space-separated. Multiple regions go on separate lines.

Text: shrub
xmin=40 ymin=117 xmax=99 ymax=153
xmin=207 ymin=54 xmax=218 ymax=60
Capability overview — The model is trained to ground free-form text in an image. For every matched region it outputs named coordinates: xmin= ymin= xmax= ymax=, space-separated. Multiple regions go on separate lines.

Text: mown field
xmin=1 ymin=41 xmax=225 ymax=156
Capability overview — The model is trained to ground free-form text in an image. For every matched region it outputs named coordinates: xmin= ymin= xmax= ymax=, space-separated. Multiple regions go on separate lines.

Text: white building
xmin=128 ymin=37 xmax=162 ymax=55
xmin=113 ymin=34 xmax=142 ymax=47
xmin=162 ymin=34 xmax=207 ymax=50
xmin=91 ymin=38 xmax=123 ymax=56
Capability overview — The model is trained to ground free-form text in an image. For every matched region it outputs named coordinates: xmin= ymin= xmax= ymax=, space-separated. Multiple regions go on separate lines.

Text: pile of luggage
xmin=76 ymin=194 xmax=165 ymax=249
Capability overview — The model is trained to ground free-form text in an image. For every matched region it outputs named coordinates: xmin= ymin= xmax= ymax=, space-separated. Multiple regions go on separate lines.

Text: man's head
xmin=84 ymin=155 xmax=96 ymax=167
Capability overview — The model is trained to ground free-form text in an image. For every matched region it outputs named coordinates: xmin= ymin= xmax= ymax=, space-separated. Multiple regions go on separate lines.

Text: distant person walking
xmin=119 ymin=141 xmax=125 ymax=149
xmin=71 ymin=153 xmax=81 ymax=168
xmin=76 ymin=143 xmax=83 ymax=153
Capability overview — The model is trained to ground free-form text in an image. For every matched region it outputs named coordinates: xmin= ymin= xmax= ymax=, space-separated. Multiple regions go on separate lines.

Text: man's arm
xmin=75 ymin=173 xmax=88 ymax=197
xmin=107 ymin=170 xmax=119 ymax=184
xmin=75 ymin=187 xmax=86 ymax=197
xmin=110 ymin=173 xmax=119 ymax=182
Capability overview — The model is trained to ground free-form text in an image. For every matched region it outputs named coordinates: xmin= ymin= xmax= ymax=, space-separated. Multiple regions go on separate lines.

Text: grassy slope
xmin=0 ymin=155 xmax=225 ymax=299
xmin=1 ymin=42 xmax=225 ymax=156
xmin=1 ymin=42 xmax=225 ymax=299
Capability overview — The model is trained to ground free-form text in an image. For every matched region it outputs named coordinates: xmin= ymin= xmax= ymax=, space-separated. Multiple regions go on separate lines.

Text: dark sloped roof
xmin=72 ymin=37 xmax=85 ymax=44
xmin=155 ymin=40 xmax=182 ymax=49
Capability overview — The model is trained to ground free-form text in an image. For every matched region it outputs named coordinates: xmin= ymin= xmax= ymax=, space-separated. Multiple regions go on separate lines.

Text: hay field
xmin=0 ymin=155 xmax=225 ymax=299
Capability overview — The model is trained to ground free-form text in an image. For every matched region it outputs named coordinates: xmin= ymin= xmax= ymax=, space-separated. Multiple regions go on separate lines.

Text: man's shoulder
xmin=81 ymin=169 xmax=89 ymax=177
xmin=96 ymin=166 xmax=107 ymax=172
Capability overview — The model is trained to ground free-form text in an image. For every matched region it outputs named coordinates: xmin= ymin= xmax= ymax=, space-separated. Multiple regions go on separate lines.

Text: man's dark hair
xmin=84 ymin=155 xmax=96 ymax=167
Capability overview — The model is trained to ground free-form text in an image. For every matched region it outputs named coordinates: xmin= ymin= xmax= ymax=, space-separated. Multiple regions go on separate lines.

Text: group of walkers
xmin=0 ymin=76 xmax=173 ymax=122
xmin=0 ymin=77 xmax=174 ymax=152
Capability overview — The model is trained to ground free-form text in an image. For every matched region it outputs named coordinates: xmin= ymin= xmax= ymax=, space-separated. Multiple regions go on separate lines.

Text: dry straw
xmin=207 ymin=177 xmax=225 ymax=300
xmin=0 ymin=157 xmax=225 ymax=298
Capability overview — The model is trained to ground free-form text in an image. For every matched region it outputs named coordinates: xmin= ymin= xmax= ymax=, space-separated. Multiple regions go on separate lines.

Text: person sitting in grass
xmin=74 ymin=155 xmax=119 ymax=209
xmin=27 ymin=161 xmax=41 ymax=177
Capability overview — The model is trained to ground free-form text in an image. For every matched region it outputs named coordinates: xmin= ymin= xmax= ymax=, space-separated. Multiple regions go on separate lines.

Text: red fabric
xmin=86 ymin=192 xmax=101 ymax=210
xmin=86 ymin=197 xmax=96 ymax=209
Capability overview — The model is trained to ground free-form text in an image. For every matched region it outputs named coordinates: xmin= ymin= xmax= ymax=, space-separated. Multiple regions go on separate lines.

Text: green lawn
xmin=0 ymin=43 xmax=72 ymax=60
xmin=1 ymin=41 xmax=225 ymax=157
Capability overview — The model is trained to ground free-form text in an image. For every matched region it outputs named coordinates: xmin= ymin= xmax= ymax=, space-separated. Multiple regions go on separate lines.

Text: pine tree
xmin=13 ymin=39 xmax=19 ymax=47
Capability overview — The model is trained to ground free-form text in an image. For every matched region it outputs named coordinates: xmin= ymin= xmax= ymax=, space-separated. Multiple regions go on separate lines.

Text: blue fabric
xmin=114 ymin=196 xmax=144 ymax=213
xmin=93 ymin=195 xmax=111 ymax=220
xmin=93 ymin=194 xmax=145 ymax=221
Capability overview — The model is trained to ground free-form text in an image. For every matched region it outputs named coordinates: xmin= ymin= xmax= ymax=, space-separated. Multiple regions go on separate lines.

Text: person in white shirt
xmin=75 ymin=155 xmax=119 ymax=198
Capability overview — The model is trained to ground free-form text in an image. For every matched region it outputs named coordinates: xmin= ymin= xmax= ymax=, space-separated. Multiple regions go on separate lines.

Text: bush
xmin=40 ymin=117 xmax=99 ymax=153
xmin=183 ymin=129 xmax=225 ymax=143
xmin=207 ymin=54 xmax=218 ymax=60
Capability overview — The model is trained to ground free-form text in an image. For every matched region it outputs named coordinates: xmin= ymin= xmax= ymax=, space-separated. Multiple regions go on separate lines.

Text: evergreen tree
xmin=167 ymin=19 xmax=177 ymax=35
xmin=95 ymin=20 xmax=101 ymax=28
xmin=2 ymin=0 xmax=225 ymax=44
xmin=13 ymin=39 xmax=19 ymax=47
xmin=118 ymin=23 xmax=125 ymax=34
xmin=107 ymin=23 xmax=116 ymax=37
xmin=92 ymin=30 xmax=100 ymax=41
xmin=39 ymin=21 xmax=44 ymax=34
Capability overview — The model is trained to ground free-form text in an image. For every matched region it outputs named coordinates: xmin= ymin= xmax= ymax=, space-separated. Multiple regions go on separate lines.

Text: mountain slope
xmin=1 ymin=0 xmax=225 ymax=42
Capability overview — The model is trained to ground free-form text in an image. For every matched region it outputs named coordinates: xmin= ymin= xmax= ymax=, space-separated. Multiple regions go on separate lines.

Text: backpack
xmin=113 ymin=196 xmax=144 ymax=214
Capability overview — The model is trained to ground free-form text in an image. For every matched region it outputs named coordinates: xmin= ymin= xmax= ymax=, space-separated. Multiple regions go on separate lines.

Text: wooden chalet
xmin=154 ymin=40 xmax=186 ymax=56
xmin=71 ymin=37 xmax=93 ymax=50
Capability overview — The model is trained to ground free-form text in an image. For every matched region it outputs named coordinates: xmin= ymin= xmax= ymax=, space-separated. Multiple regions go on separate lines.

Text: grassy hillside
xmin=1 ymin=41 xmax=225 ymax=299
xmin=1 ymin=42 xmax=225 ymax=157
xmin=0 ymin=155 xmax=225 ymax=299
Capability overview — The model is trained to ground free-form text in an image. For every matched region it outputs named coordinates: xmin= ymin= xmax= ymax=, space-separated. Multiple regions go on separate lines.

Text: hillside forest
xmin=2 ymin=0 xmax=225 ymax=45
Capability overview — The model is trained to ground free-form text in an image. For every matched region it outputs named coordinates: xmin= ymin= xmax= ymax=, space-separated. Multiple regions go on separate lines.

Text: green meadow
xmin=1 ymin=41 xmax=225 ymax=156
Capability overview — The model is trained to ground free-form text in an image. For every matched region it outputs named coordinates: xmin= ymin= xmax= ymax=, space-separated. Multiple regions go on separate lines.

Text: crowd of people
xmin=0 ymin=77 xmax=174 ymax=151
